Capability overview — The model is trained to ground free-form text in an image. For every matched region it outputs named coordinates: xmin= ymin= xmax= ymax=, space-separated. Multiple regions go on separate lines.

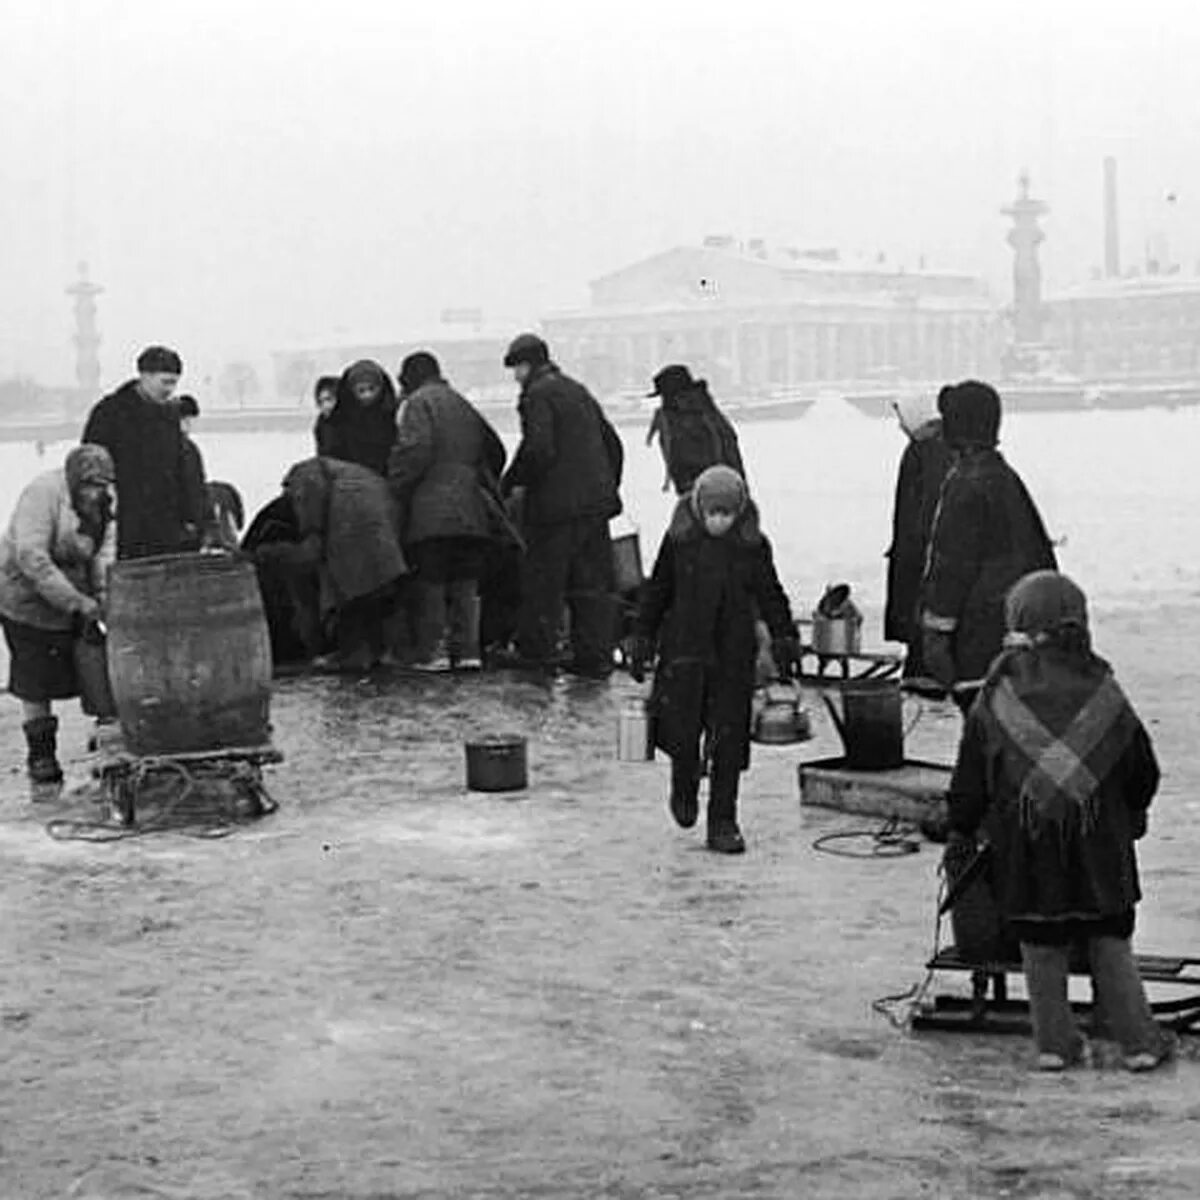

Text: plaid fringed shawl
xmin=982 ymin=661 xmax=1140 ymax=841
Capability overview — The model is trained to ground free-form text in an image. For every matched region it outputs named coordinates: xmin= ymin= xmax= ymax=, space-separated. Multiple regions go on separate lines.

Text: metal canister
xmin=616 ymin=698 xmax=654 ymax=761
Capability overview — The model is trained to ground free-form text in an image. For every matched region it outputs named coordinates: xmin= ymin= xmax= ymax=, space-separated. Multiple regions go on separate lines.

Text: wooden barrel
xmin=106 ymin=553 xmax=273 ymax=756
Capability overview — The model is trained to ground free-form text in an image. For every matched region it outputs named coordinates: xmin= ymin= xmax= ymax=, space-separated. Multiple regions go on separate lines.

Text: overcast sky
xmin=4 ymin=0 xmax=1200 ymax=387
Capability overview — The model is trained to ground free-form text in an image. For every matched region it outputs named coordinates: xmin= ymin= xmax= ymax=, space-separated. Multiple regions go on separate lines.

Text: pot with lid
xmin=810 ymin=582 xmax=863 ymax=657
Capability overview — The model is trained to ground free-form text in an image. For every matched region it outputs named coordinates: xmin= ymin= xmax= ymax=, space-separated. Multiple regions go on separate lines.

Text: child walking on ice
xmin=631 ymin=466 xmax=800 ymax=854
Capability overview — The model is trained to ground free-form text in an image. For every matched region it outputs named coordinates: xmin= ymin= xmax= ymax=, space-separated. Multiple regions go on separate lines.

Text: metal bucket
xmin=74 ymin=634 xmax=117 ymax=720
xmin=822 ymin=678 xmax=908 ymax=771
xmin=617 ymin=699 xmax=654 ymax=761
xmin=465 ymin=735 xmax=528 ymax=792
xmin=811 ymin=613 xmax=862 ymax=656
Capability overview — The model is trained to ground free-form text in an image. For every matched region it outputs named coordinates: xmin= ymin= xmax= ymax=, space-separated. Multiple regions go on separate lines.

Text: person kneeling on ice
xmin=945 ymin=570 xmax=1172 ymax=1072
xmin=630 ymin=466 xmax=800 ymax=854
xmin=0 ymin=444 xmax=116 ymax=784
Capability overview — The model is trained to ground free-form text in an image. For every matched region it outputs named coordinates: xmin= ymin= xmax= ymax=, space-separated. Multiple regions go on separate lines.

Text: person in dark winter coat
xmin=946 ymin=570 xmax=1171 ymax=1072
xmin=312 ymin=375 xmax=339 ymax=457
xmin=81 ymin=345 xmax=208 ymax=559
xmin=242 ymin=493 xmax=324 ymax=667
xmin=500 ymin=333 xmax=624 ymax=676
xmin=251 ymin=458 xmax=407 ymax=672
xmin=320 ymin=360 xmax=398 ymax=475
xmin=646 ymin=364 xmax=745 ymax=496
xmin=630 ymin=466 xmax=800 ymax=854
xmin=921 ymin=380 xmax=1056 ymax=704
xmin=885 ymin=387 xmax=953 ymax=682
xmin=388 ymin=351 xmax=507 ymax=671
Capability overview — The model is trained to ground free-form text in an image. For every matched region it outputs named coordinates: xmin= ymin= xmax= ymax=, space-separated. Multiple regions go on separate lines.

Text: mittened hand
xmin=771 ymin=636 xmax=802 ymax=681
xmin=922 ymin=629 xmax=957 ymax=690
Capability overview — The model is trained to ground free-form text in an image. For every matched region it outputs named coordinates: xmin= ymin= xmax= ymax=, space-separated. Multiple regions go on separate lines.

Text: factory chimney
xmin=1103 ymin=156 xmax=1120 ymax=278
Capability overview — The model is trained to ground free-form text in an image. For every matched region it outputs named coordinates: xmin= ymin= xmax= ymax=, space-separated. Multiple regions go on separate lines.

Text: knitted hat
xmin=136 ymin=345 xmax=183 ymax=375
xmin=690 ymin=464 xmax=747 ymax=517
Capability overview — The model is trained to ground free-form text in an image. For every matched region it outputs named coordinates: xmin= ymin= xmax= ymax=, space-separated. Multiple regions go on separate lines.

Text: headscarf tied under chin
xmin=979 ymin=570 xmax=1140 ymax=843
xmin=689 ymin=464 xmax=747 ymax=522
xmin=65 ymin=443 xmax=115 ymax=545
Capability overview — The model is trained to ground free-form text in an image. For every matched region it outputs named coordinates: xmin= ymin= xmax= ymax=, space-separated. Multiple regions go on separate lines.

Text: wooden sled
xmin=912 ymin=945 xmax=1200 ymax=1036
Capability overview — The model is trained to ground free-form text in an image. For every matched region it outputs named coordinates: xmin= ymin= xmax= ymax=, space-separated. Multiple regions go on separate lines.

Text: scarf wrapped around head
xmin=65 ymin=443 xmax=115 ymax=545
xmin=66 ymin=443 xmax=115 ymax=491
xmin=980 ymin=570 xmax=1140 ymax=842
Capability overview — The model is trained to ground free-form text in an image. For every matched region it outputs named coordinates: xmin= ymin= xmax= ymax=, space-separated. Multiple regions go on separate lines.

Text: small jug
xmin=617 ymin=697 xmax=654 ymax=761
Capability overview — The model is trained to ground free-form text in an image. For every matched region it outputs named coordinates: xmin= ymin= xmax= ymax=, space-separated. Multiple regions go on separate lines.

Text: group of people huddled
xmin=0 ymin=338 xmax=1175 ymax=1068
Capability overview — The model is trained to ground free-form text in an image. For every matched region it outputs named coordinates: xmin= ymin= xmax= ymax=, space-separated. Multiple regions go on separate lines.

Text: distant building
xmin=271 ymin=310 xmax=516 ymax=404
xmin=538 ymin=238 xmax=1001 ymax=395
xmin=1047 ymin=274 xmax=1200 ymax=380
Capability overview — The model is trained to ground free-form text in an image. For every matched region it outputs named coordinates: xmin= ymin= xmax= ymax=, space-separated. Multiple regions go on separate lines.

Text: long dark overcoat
xmin=884 ymin=425 xmax=952 ymax=645
xmin=922 ymin=448 xmax=1056 ymax=682
xmin=657 ymin=383 xmax=745 ymax=496
xmin=637 ymin=501 xmax=794 ymax=770
xmin=502 ymin=363 xmax=623 ymax=526
xmin=81 ymin=380 xmax=208 ymax=559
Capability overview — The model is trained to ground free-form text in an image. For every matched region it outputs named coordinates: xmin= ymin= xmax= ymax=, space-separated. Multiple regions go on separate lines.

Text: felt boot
xmin=23 ymin=716 xmax=63 ymax=785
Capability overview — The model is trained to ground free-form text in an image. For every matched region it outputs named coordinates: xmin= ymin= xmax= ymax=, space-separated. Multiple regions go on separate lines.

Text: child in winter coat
xmin=631 ymin=466 xmax=799 ymax=854
xmin=946 ymin=570 xmax=1171 ymax=1072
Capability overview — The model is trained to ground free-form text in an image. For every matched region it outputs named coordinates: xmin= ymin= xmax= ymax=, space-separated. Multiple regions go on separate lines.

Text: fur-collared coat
xmin=637 ymin=499 xmax=794 ymax=769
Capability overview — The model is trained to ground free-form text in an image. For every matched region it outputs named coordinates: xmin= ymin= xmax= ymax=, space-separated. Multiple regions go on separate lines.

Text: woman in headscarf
xmin=884 ymin=387 xmax=952 ymax=683
xmin=920 ymin=380 xmax=1057 ymax=706
xmin=630 ymin=466 xmax=799 ymax=855
xmin=0 ymin=444 xmax=116 ymax=783
xmin=946 ymin=570 xmax=1171 ymax=1072
xmin=320 ymin=360 xmax=399 ymax=475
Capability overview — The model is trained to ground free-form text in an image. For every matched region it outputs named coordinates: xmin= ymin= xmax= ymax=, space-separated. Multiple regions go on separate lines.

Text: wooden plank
xmin=798 ymin=756 xmax=951 ymax=824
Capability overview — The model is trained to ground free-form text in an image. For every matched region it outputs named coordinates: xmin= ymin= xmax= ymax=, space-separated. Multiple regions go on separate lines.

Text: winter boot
xmin=705 ymin=751 xmax=745 ymax=854
xmin=23 ymin=716 xmax=63 ymax=785
xmin=669 ymin=758 xmax=701 ymax=829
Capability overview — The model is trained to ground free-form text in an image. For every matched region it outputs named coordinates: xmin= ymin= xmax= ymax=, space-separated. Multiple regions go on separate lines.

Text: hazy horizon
xmin=5 ymin=0 xmax=1200 ymax=389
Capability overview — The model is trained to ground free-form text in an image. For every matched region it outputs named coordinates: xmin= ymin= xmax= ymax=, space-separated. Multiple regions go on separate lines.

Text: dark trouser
xmin=1021 ymin=937 xmax=1165 ymax=1060
xmin=517 ymin=517 xmax=615 ymax=672
xmin=410 ymin=538 xmax=487 ymax=663
xmin=670 ymin=727 xmax=743 ymax=830
xmin=336 ymin=585 xmax=401 ymax=666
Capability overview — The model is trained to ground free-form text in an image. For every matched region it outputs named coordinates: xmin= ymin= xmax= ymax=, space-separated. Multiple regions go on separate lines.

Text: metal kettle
xmin=752 ymin=684 xmax=812 ymax=745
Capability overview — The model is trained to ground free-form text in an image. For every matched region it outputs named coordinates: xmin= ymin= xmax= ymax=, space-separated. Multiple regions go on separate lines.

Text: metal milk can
xmin=617 ymin=697 xmax=654 ymax=761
